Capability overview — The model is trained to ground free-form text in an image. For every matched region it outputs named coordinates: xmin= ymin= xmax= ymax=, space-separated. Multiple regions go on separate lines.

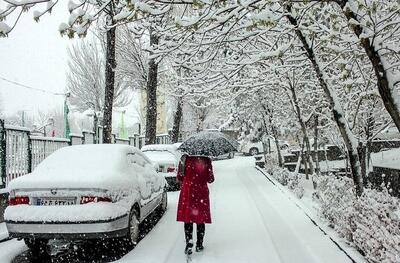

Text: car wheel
xmin=24 ymin=238 xmax=49 ymax=254
xmin=228 ymin=152 xmax=234 ymax=159
xmin=280 ymin=144 xmax=289 ymax=151
xmin=249 ymin=147 xmax=259 ymax=156
xmin=126 ymin=208 xmax=140 ymax=247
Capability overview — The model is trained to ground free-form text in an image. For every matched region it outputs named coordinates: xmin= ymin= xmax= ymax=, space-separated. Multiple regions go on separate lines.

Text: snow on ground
xmin=0 ymin=239 xmax=26 ymax=262
xmin=117 ymin=156 xmax=354 ymax=263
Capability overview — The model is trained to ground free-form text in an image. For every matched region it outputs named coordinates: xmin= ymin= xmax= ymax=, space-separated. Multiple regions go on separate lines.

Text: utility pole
xmin=64 ymin=93 xmax=71 ymax=139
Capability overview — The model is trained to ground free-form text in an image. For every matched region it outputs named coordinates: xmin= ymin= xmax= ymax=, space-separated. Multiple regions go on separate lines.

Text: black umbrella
xmin=178 ymin=131 xmax=238 ymax=156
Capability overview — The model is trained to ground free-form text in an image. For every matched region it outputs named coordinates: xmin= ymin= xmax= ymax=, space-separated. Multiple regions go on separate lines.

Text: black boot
xmin=195 ymin=243 xmax=204 ymax=252
xmin=196 ymin=223 xmax=205 ymax=252
xmin=184 ymin=223 xmax=194 ymax=255
xmin=185 ymin=240 xmax=193 ymax=255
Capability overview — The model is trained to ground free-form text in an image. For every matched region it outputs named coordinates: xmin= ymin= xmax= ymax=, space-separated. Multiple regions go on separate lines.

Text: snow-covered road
xmin=117 ymin=157 xmax=353 ymax=263
xmin=0 ymin=156 xmax=355 ymax=263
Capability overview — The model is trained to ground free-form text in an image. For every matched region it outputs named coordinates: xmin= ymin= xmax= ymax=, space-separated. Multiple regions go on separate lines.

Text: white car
xmin=240 ymin=139 xmax=290 ymax=156
xmin=141 ymin=144 xmax=181 ymax=191
xmin=5 ymin=144 xmax=167 ymax=252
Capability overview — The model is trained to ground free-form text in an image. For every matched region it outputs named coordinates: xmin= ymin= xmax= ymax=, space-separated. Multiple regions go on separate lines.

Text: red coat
xmin=176 ymin=156 xmax=214 ymax=224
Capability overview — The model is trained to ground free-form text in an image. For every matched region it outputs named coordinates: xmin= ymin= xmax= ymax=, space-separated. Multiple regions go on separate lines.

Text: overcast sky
xmin=0 ymin=2 xmax=140 ymax=127
xmin=0 ymin=1 xmax=72 ymax=117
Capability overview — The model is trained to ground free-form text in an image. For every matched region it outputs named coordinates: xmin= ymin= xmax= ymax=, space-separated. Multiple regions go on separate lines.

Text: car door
xmin=127 ymin=152 xmax=154 ymax=219
xmin=140 ymin=153 xmax=163 ymax=214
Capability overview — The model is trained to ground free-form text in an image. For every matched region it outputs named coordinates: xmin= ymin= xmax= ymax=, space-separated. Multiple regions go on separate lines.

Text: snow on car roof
xmin=8 ymin=144 xmax=152 ymax=190
xmin=141 ymin=144 xmax=178 ymax=152
xmin=143 ymin=151 xmax=177 ymax=165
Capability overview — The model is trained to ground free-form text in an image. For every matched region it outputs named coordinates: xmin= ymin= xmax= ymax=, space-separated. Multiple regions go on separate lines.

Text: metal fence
xmin=0 ymin=119 xmax=170 ymax=188
xmin=4 ymin=126 xmax=30 ymax=185
xmin=30 ymin=136 xmax=70 ymax=170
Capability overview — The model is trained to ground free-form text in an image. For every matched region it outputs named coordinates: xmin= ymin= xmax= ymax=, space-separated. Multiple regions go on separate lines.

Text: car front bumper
xmin=6 ymin=214 xmax=129 ymax=240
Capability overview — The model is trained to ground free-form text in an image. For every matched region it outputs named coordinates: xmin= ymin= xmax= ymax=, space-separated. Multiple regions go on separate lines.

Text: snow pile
xmin=314 ymin=175 xmax=400 ymax=263
xmin=141 ymin=144 xmax=178 ymax=153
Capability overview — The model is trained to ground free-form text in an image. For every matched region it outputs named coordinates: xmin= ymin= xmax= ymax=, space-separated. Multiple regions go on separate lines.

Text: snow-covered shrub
xmin=352 ymin=187 xmax=400 ymax=263
xmin=270 ymin=166 xmax=289 ymax=186
xmin=314 ymin=175 xmax=356 ymax=241
xmin=269 ymin=166 xmax=305 ymax=198
xmin=314 ymin=175 xmax=400 ymax=262
xmin=264 ymin=154 xmax=278 ymax=175
xmin=288 ymin=174 xmax=305 ymax=199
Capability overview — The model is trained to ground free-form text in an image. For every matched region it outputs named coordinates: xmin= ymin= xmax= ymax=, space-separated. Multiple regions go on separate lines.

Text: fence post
xmin=27 ymin=131 xmax=32 ymax=173
xmin=0 ymin=120 xmax=6 ymax=187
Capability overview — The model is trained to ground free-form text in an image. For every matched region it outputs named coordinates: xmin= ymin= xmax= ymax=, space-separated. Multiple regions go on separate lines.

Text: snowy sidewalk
xmin=117 ymin=157 xmax=355 ymax=263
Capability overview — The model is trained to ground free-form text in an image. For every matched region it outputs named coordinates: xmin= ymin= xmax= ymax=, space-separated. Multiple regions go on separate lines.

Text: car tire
xmin=249 ymin=147 xmax=259 ymax=156
xmin=228 ymin=152 xmax=235 ymax=159
xmin=24 ymin=238 xmax=49 ymax=254
xmin=125 ymin=208 xmax=140 ymax=247
xmin=280 ymin=144 xmax=289 ymax=151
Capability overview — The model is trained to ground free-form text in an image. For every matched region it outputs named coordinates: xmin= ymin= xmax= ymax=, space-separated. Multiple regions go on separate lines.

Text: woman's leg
xmin=196 ymin=223 xmax=205 ymax=250
xmin=184 ymin=222 xmax=193 ymax=243
xmin=184 ymin=223 xmax=194 ymax=254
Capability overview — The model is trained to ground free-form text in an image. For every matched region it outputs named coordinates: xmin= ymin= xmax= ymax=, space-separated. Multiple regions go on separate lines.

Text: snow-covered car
xmin=241 ymin=141 xmax=264 ymax=156
xmin=5 ymin=144 xmax=167 ymax=251
xmin=240 ymin=139 xmax=290 ymax=156
xmin=141 ymin=144 xmax=182 ymax=191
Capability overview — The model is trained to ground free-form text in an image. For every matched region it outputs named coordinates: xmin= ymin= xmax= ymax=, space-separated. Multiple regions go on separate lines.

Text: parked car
xmin=141 ymin=144 xmax=182 ymax=191
xmin=240 ymin=139 xmax=290 ymax=156
xmin=5 ymin=144 xmax=167 ymax=252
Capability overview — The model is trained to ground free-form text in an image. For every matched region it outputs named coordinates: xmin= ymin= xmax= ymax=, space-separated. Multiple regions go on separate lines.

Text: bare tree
xmin=67 ymin=36 xmax=131 ymax=112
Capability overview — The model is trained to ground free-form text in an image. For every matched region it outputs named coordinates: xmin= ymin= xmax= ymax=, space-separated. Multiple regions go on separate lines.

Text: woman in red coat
xmin=177 ymin=154 xmax=214 ymax=255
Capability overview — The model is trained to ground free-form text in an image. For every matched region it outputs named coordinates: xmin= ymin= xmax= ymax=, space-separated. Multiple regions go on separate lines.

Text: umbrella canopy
xmin=178 ymin=131 xmax=238 ymax=156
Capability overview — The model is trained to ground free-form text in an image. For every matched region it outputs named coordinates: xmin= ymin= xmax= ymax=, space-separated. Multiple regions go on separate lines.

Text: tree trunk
xmin=260 ymin=103 xmax=282 ymax=166
xmin=301 ymin=138 xmax=309 ymax=177
xmin=335 ymin=0 xmax=400 ymax=133
xmin=357 ymin=142 xmax=367 ymax=185
xmin=145 ymin=28 xmax=159 ymax=145
xmin=287 ymin=80 xmax=314 ymax=177
xmin=102 ymin=25 xmax=116 ymax=144
xmin=285 ymin=5 xmax=363 ymax=196
xmin=171 ymin=98 xmax=183 ymax=143
xmin=196 ymin=110 xmax=206 ymax=132
xmin=313 ymin=115 xmax=320 ymax=175
xmin=274 ymin=137 xmax=283 ymax=167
